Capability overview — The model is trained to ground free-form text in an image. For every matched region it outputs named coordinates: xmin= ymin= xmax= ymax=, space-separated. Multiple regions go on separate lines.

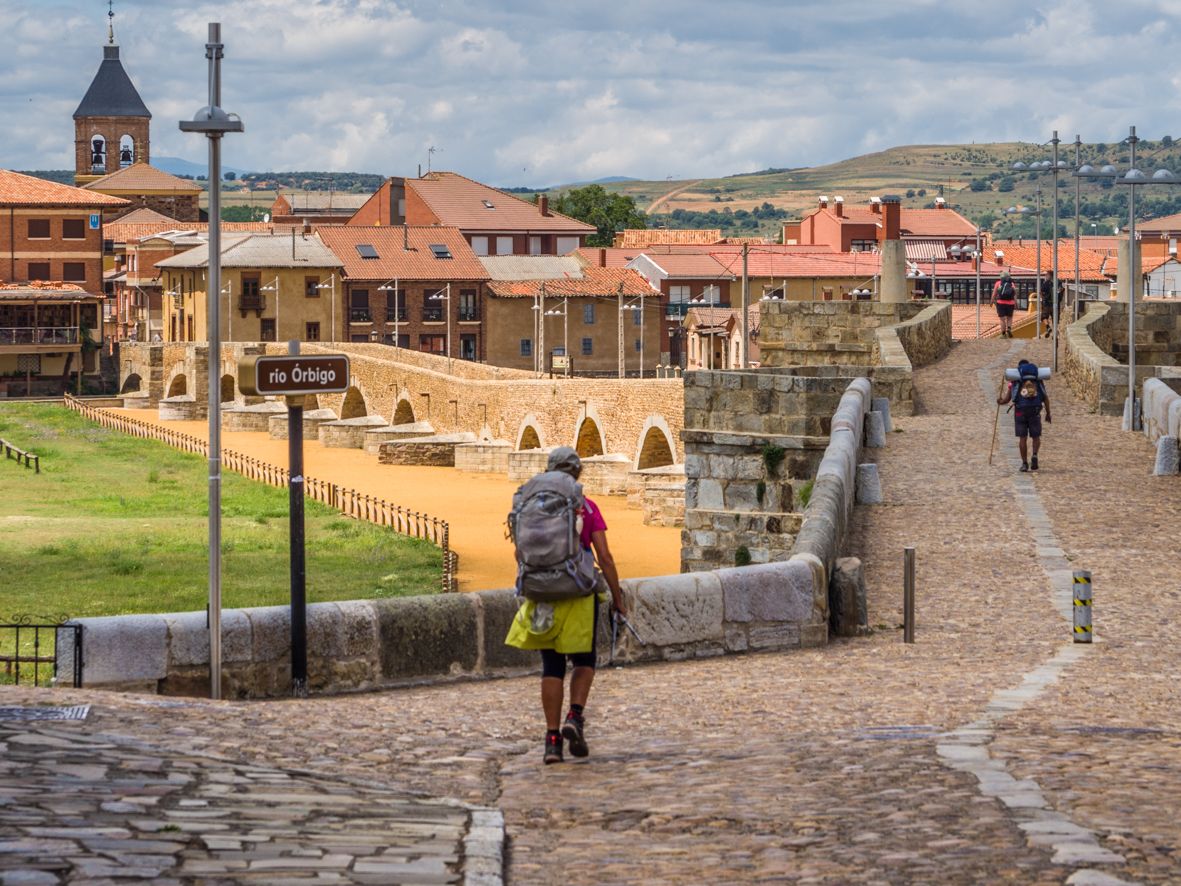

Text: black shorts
xmin=996 ymin=303 xmax=1015 ymax=318
xmin=539 ymin=599 xmax=600 ymax=677
xmin=1015 ymin=410 xmax=1042 ymax=438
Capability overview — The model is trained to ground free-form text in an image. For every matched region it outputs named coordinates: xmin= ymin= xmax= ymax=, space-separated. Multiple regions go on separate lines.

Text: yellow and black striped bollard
xmin=1073 ymin=571 xmax=1092 ymax=643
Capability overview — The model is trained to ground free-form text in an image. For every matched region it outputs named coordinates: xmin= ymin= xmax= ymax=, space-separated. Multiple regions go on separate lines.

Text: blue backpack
xmin=1012 ymin=362 xmax=1046 ymax=414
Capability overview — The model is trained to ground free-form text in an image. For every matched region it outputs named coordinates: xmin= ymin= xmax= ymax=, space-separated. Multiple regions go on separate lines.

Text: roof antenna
xmin=107 ymin=0 xmax=115 ymax=44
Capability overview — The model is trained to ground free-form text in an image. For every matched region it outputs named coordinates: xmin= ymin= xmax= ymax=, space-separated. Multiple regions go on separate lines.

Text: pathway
xmin=2 ymin=338 xmax=1178 ymax=883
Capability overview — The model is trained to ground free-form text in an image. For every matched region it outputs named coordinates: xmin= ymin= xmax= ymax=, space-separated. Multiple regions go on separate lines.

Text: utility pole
xmin=1074 ymin=134 xmax=1083 ymax=321
xmin=1052 ymin=130 xmax=1061 ymax=370
xmin=740 ymin=243 xmax=749 ymax=368
xmin=617 ymin=283 xmax=624 ymax=378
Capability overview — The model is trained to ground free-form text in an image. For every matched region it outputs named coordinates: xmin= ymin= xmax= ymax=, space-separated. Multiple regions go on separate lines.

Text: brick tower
xmin=73 ymin=6 xmax=151 ymax=186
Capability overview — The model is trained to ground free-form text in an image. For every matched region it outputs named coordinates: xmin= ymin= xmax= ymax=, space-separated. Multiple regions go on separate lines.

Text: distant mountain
xmin=586 ymin=176 xmax=638 ymax=184
xmin=154 ymin=156 xmax=252 ymax=178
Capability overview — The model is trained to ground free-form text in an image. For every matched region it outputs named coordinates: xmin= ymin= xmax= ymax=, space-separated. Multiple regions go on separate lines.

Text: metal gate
xmin=0 ymin=616 xmax=82 ymax=688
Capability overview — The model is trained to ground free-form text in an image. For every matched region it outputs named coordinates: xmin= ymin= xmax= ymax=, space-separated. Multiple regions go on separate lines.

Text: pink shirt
xmin=580 ymin=497 xmax=607 ymax=549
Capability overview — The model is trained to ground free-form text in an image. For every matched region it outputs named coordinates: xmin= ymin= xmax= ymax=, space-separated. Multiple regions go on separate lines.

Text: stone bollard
xmin=1154 ymin=435 xmax=1180 ymax=475
xmin=871 ymin=396 xmax=893 ymax=432
xmin=856 ymin=463 xmax=882 ymax=504
xmin=865 ymin=411 xmax=887 ymax=448
xmin=830 ymin=557 xmax=869 ymax=637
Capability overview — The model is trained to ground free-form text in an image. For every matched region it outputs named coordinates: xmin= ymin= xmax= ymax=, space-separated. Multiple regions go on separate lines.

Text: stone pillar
xmin=1117 ymin=237 xmax=1140 ymax=303
xmin=879 ymin=239 xmax=908 ymax=303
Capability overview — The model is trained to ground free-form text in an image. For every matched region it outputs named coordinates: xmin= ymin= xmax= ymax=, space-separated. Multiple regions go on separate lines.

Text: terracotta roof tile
xmin=710 ymin=250 xmax=882 ymax=279
xmin=992 ymin=240 xmax=1112 ymax=281
xmin=0 ymin=169 xmax=128 ymax=206
xmin=615 ymin=229 xmax=723 ymax=247
xmin=950 ymin=305 xmax=1037 ymax=340
xmin=318 ymin=226 xmax=488 ymax=281
xmin=84 ymin=163 xmax=201 ymax=193
xmin=408 ymin=172 xmax=594 ymax=233
xmin=486 ymin=265 xmax=654 ymax=298
xmin=632 ymin=253 xmax=735 ymax=278
xmin=110 ymin=207 xmax=179 ymax=225
xmin=107 ymin=221 xmax=303 ymax=245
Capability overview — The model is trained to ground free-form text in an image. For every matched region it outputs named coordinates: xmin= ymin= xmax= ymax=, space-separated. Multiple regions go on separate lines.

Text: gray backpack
xmin=508 ymin=470 xmax=599 ymax=602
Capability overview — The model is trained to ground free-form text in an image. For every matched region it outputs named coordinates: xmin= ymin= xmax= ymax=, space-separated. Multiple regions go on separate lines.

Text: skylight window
xmin=429 ymin=244 xmax=453 ymax=259
xmin=482 ymin=200 xmax=495 ymax=209
xmin=356 ymin=244 xmax=379 ymax=259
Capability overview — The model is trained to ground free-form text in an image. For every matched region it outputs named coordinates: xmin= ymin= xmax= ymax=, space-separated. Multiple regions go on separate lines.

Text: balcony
xmin=0 ymin=326 xmax=81 ymax=350
xmin=457 ymin=309 xmax=480 ymax=322
xmin=385 ymin=307 xmax=408 ymax=322
xmin=422 ymin=306 xmax=444 ymax=322
xmin=238 ymin=293 xmax=265 ymax=315
xmin=349 ymin=307 xmax=372 ymax=323
xmin=665 ymin=302 xmax=691 ymax=319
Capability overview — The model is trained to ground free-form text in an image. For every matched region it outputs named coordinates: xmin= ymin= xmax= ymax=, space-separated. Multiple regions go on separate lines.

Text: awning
xmin=905 ymin=240 xmax=949 ymax=262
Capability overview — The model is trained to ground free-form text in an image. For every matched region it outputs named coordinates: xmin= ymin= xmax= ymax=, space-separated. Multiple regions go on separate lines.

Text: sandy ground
xmin=119 ymin=409 xmax=681 ymax=591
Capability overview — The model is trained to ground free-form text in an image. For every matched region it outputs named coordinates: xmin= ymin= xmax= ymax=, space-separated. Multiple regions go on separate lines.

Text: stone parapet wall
xmin=377 ymin=434 xmax=477 ymax=467
xmin=578 ymin=455 xmax=632 ymax=496
xmin=641 ymin=482 xmax=685 ymax=527
xmin=223 ymin=402 xmax=286 ymax=433
xmin=363 ymin=423 xmax=436 ymax=454
xmin=317 ymin=415 xmax=389 ymax=449
xmin=454 ymin=442 xmax=512 ymax=474
xmin=507 ymin=449 xmax=552 ymax=483
xmin=1142 ymin=378 xmax=1181 ymax=444
xmin=760 ymin=302 xmax=927 ymax=368
xmin=59 ymin=559 xmax=828 ymax=698
xmin=1063 ymin=304 xmax=1125 ymax=415
xmin=269 ymin=408 xmax=339 ymax=441
xmin=157 ymin=396 xmax=200 ymax=421
xmin=626 ymin=465 xmax=685 ymax=508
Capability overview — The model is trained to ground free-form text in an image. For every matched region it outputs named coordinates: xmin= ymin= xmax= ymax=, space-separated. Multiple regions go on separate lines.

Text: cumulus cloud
xmin=2 ymin=0 xmax=1181 ymax=185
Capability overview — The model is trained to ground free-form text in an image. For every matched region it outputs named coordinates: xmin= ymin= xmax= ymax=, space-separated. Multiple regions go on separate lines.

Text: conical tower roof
xmin=73 ymin=44 xmax=151 ymax=119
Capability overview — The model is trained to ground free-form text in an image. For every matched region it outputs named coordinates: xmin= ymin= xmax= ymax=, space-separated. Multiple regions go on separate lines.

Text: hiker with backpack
xmin=991 ymin=271 xmax=1018 ymax=337
xmin=505 ymin=447 xmax=627 ymax=765
xmin=997 ymin=359 xmax=1051 ymax=471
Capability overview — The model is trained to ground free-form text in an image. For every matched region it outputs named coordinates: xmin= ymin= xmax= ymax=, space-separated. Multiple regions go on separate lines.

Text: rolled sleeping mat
xmin=1005 ymin=366 xmax=1051 ymax=381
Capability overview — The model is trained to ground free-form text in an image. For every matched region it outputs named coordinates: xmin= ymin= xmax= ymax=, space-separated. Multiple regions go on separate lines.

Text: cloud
xmin=2 ymin=0 xmax=1181 ymax=186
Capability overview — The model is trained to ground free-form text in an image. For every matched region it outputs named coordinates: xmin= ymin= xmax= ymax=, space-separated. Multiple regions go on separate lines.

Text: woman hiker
xmin=991 ymin=270 xmax=1017 ymax=338
xmin=505 ymin=447 xmax=628 ymax=765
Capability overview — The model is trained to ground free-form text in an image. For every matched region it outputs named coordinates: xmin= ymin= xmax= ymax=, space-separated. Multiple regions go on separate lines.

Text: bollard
xmin=1073 ymin=570 xmax=1092 ymax=643
xmin=903 ymin=546 xmax=915 ymax=643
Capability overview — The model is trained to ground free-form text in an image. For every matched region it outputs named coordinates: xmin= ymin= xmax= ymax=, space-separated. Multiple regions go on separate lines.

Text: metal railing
xmin=422 ymin=306 xmax=444 ymax=322
xmin=238 ymin=294 xmax=265 ymax=313
xmin=349 ymin=308 xmax=372 ymax=322
xmin=62 ymin=395 xmax=457 ymax=592
xmin=0 ymin=327 xmax=80 ymax=346
xmin=386 ymin=307 xmax=408 ymax=322
xmin=0 ymin=616 xmax=81 ymax=687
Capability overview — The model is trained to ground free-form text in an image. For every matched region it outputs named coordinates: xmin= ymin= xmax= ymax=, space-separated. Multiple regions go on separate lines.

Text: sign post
xmin=239 ymin=348 xmax=349 ymax=696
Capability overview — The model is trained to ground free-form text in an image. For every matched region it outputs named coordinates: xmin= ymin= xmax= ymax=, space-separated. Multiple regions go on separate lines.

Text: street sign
xmin=88 ymin=213 xmax=100 ymax=229
xmin=238 ymin=354 xmax=350 ymax=396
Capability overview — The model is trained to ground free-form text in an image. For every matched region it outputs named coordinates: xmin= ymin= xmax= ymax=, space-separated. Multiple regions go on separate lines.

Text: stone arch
xmin=120 ymin=373 xmax=142 ymax=394
xmin=340 ymin=386 xmax=367 ymax=419
xmin=393 ymin=398 xmax=415 ymax=425
xmin=89 ymin=133 xmax=107 ymax=171
xmin=220 ymin=374 xmax=236 ymax=403
xmin=635 ymin=417 xmax=676 ymax=470
xmin=119 ymin=134 xmax=136 ymax=167
xmin=515 ymin=413 xmax=544 ymax=450
xmin=166 ymin=373 xmax=187 ymax=398
xmin=305 ymin=394 xmax=320 ymax=410
xmin=574 ymin=416 xmax=605 ymax=458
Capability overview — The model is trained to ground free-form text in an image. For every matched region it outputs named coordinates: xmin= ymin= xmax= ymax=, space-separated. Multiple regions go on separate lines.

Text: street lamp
xmin=1003 ymin=190 xmax=1044 ymax=323
xmin=429 ymin=283 xmax=451 ymax=374
xmin=220 ymin=279 xmax=233 ymax=342
xmin=377 ymin=279 xmax=400 ymax=350
xmin=260 ymin=275 xmax=280 ymax=339
xmin=622 ymin=296 xmax=644 ymax=378
xmin=315 ymin=272 xmax=337 ymax=341
xmin=544 ymin=296 xmax=569 ymax=376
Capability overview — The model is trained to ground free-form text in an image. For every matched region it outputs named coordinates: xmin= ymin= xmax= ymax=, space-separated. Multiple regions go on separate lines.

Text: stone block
xmin=717 ymin=560 xmax=817 ymax=624
xmin=627 ymin=572 xmax=723 ymax=646
xmin=856 ymin=463 xmax=883 ymax=504
xmin=164 ymin=608 xmax=252 ymax=667
xmin=75 ymin=614 xmax=169 ymax=686
xmin=246 ymin=606 xmax=293 ymax=665
xmin=748 ymin=623 xmax=801 ymax=650
xmin=697 ymin=478 xmax=724 ymax=509
xmin=375 ymin=594 xmax=479 ymax=679
xmin=1154 ymin=435 xmax=1179 ymax=475
xmin=478 ymin=588 xmax=537 ymax=670
xmin=334 ymin=600 xmax=380 ymax=659
xmin=865 ymin=410 xmax=887 ymax=448
xmin=871 ymin=396 xmax=893 ymax=432
xmin=830 ymin=557 xmax=868 ymax=637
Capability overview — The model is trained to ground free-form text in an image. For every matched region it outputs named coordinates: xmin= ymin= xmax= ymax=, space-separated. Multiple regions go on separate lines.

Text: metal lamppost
xmin=429 ymin=283 xmax=451 ymax=373
xmin=260 ymin=275 xmax=280 ymax=338
xmin=621 ymin=297 xmax=644 ymax=378
xmin=315 ymin=272 xmax=337 ymax=341
xmin=544 ymin=296 xmax=569 ymax=376
xmin=178 ymin=22 xmax=243 ymax=701
xmin=1073 ymin=159 xmax=1119 ymax=312
xmin=378 ymin=279 xmax=400 ymax=349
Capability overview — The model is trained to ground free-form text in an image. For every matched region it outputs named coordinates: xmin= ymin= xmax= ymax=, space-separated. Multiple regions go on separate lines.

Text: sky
xmin=3 ymin=0 xmax=1181 ymax=187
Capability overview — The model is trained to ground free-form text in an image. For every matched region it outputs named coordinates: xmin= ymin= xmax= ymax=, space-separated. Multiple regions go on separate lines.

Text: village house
xmin=269 ymin=192 xmax=371 ymax=226
xmin=349 ymin=172 xmax=595 ymax=256
xmin=84 ymin=162 xmax=203 ymax=223
xmin=786 ymin=195 xmax=978 ymax=259
xmin=156 ymin=233 xmax=344 ymax=344
xmin=318 ymin=226 xmax=489 ymax=358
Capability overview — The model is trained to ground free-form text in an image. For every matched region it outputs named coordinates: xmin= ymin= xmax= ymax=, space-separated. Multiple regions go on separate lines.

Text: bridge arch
xmin=120 ymin=373 xmax=142 ymax=394
xmin=220 ymin=374 xmax=236 ymax=403
xmin=515 ymin=413 xmax=544 ymax=450
xmin=393 ymin=398 xmax=415 ymax=425
xmin=166 ymin=372 xmax=187 ymax=398
xmin=340 ymin=385 xmax=367 ymax=419
xmin=635 ymin=415 xmax=677 ymax=469
xmin=574 ymin=415 xmax=605 ymax=458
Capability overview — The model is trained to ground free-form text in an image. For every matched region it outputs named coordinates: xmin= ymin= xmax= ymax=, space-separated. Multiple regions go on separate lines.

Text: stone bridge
xmin=116 ymin=341 xmax=686 ymax=472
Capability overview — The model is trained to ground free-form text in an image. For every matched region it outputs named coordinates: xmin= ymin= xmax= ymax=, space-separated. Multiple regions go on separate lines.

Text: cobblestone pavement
xmin=2 ymin=337 xmax=1178 ymax=884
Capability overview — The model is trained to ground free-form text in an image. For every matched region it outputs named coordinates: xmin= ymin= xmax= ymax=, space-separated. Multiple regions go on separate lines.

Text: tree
xmin=549 ymin=184 xmax=647 ymax=247
xmin=224 ymin=171 xmax=236 ymax=181
xmin=969 ymin=178 xmax=990 ymax=192
xmin=997 ymin=176 xmax=1015 ymax=192
xmin=1164 ymin=135 xmax=1174 ymax=147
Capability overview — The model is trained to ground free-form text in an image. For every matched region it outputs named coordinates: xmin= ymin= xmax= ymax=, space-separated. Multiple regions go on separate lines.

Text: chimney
xmin=302 ymin=219 xmax=311 ymax=236
xmin=934 ymin=197 xmax=946 ymax=209
xmin=994 ymin=249 xmax=1005 ymax=267
xmin=539 ymin=195 xmax=550 ymax=216
xmin=818 ymin=195 xmax=829 ymax=209
xmin=870 ymin=196 xmax=882 ymax=215
xmin=879 ymin=195 xmax=901 ymax=243
xmin=834 ymin=196 xmax=844 ymax=218
xmin=598 ymin=247 xmax=607 ymax=268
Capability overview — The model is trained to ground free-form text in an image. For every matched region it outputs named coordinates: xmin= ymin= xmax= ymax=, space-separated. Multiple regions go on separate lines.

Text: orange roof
xmin=84 ymin=163 xmax=202 ymax=194
xmin=807 ymin=204 xmax=977 ymax=238
xmin=1105 ymin=253 xmax=1170 ymax=276
xmin=1077 ymin=235 xmax=1121 ymax=255
xmin=111 ymin=207 xmax=179 ymax=226
xmin=106 ymin=220 xmax=303 ymax=245
xmin=990 ymin=240 xmax=1111 ymax=281
xmin=486 ymin=266 xmax=655 ymax=298
xmin=615 ymin=229 xmax=722 ymax=248
xmin=711 ymin=250 xmax=882 ymax=279
xmin=631 ymin=252 xmax=734 ymax=278
xmin=1137 ymin=212 xmax=1181 ymax=233
xmin=0 ymin=281 xmax=86 ymax=291
xmin=950 ymin=305 xmax=1037 ymax=340
xmin=0 ymin=169 xmax=128 ymax=206
xmin=573 ymin=246 xmax=648 ymax=268
xmin=318 ymin=225 xmax=488 ymax=281
xmin=408 ymin=172 xmax=594 ymax=233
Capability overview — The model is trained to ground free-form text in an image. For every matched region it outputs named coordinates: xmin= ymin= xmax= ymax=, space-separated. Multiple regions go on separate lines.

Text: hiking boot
xmin=1019 ymin=461 xmax=1029 ymax=472
xmin=543 ymin=733 xmax=563 ymax=765
xmin=1030 ymin=456 xmax=1039 ymax=471
xmin=561 ymin=713 xmax=589 ymax=758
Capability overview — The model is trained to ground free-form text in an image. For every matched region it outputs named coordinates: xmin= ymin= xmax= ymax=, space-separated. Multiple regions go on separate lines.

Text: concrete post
xmin=871 ymin=396 xmax=893 ymax=432
xmin=1116 ymin=238 xmax=1140 ymax=304
xmin=1073 ymin=570 xmax=1092 ymax=643
xmin=879 ymin=239 xmax=908 ymax=304
xmin=855 ymin=463 xmax=882 ymax=504
xmin=1153 ymin=435 xmax=1179 ymax=475
xmin=865 ymin=411 xmax=886 ymax=448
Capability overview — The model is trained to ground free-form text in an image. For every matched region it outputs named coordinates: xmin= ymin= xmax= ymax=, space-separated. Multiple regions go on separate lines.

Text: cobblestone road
xmin=2 ymin=338 xmax=1178 ymax=884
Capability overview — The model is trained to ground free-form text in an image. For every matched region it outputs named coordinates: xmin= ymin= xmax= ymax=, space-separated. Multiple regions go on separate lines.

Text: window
xmin=634 ymin=306 xmax=643 ymax=326
xmin=529 ymin=236 xmax=542 ymax=256
xmin=240 ymin=275 xmax=262 ymax=312
xmin=27 ymin=262 xmax=50 ymax=281
xmin=634 ymin=339 xmax=642 ymax=352
xmin=669 ymin=285 xmax=691 ymax=304
xmin=419 ymin=334 xmax=446 ymax=354
xmin=63 ymin=262 xmax=86 ymax=282
xmin=355 ymin=244 xmax=379 ymax=259
xmin=62 ymin=219 xmax=86 ymax=240
xmin=458 ymin=289 xmax=478 ymax=321
xmin=496 ymin=236 xmax=513 ymax=255
xmin=583 ymin=304 xmax=595 ymax=325
xmin=260 ymin=319 xmax=276 ymax=341
xmin=27 ymin=219 xmax=50 ymax=239
xmin=429 ymin=244 xmax=453 ymax=259
xmin=851 ymin=239 xmax=876 ymax=252
xmin=581 ymin=337 xmax=593 ymax=356
xmin=520 ymin=338 xmax=532 ymax=357
xmin=386 ymin=289 xmax=406 ymax=321
xmin=471 ymin=236 xmax=489 ymax=256
xmin=556 ymin=236 xmax=579 ymax=254
xmin=305 ymin=322 xmax=321 ymax=341
xmin=482 ymin=199 xmax=495 ymax=209
xmin=350 ymin=334 xmax=369 ymax=343
xmin=350 ymin=289 xmax=371 ymax=322
xmin=702 ymin=284 xmax=721 ymax=304
xmin=422 ymin=298 xmax=444 ymax=321
xmin=385 ymin=332 xmax=410 ymax=347
xmin=305 ymin=277 xmax=320 ymax=298
xmin=460 ymin=333 xmax=477 ymax=360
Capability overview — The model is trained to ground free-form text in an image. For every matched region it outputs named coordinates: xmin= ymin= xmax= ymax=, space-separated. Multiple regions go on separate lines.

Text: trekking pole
xmin=988 ymin=374 xmax=1006 ymax=465
xmin=609 ymin=609 xmax=644 ymax=664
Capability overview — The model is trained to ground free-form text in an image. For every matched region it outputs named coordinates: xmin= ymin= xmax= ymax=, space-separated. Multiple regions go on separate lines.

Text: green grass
xmin=0 ymin=403 xmax=441 ymax=625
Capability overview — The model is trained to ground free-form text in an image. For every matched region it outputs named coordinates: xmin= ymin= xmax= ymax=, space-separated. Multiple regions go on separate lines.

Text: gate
xmin=0 ymin=616 xmax=82 ymax=688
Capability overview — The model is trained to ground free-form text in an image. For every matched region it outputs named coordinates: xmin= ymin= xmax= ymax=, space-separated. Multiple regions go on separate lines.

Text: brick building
xmin=269 ymin=192 xmax=371 ymax=225
xmin=785 ymin=196 xmax=978 ymax=257
xmin=350 ymin=172 xmax=594 ymax=256
xmin=85 ymin=163 xmax=202 ymax=222
xmin=73 ymin=23 xmax=151 ymax=187
xmin=318 ymin=226 xmax=489 ymax=358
